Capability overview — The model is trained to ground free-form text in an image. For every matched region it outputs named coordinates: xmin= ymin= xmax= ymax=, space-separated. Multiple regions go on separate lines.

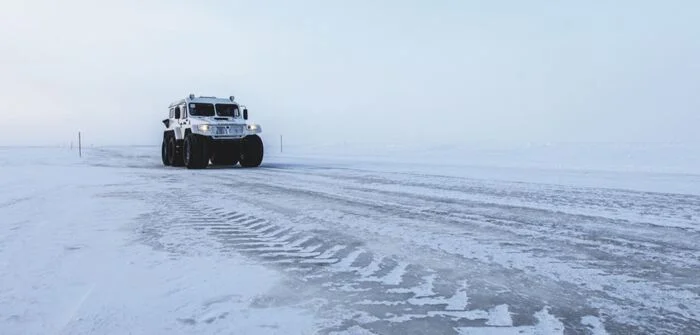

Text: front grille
xmin=213 ymin=125 xmax=244 ymax=135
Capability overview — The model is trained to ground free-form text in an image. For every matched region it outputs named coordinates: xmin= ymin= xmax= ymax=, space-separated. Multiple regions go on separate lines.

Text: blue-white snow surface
xmin=0 ymin=144 xmax=698 ymax=335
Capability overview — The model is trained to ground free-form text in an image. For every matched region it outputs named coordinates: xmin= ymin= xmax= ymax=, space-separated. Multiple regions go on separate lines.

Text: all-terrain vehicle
xmin=161 ymin=94 xmax=264 ymax=169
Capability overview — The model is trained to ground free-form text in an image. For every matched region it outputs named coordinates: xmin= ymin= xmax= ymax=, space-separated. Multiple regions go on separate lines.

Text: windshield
xmin=215 ymin=104 xmax=240 ymax=117
xmin=188 ymin=103 xmax=215 ymax=117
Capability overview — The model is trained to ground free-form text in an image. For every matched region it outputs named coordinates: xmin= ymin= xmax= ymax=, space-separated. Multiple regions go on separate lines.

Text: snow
xmin=331 ymin=249 xmax=363 ymax=270
xmin=389 ymin=273 xmax=436 ymax=296
xmin=485 ymin=304 xmax=513 ymax=326
xmin=456 ymin=307 xmax=564 ymax=335
xmin=581 ymin=315 xmax=610 ymax=335
xmin=361 ymin=261 xmax=408 ymax=285
xmin=329 ymin=325 xmax=378 ymax=335
xmin=0 ymin=148 xmax=317 ymax=335
xmin=1 ymin=144 xmax=699 ymax=334
xmin=267 ymin=142 xmax=700 ymax=196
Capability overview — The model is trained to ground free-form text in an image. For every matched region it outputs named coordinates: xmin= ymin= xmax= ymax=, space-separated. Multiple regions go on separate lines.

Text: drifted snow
xmin=0 ymin=149 xmax=316 ymax=335
xmin=1 ymin=145 xmax=698 ymax=335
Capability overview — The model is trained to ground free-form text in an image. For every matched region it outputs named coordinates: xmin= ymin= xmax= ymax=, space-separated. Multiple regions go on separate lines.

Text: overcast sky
xmin=1 ymin=0 xmax=699 ymax=147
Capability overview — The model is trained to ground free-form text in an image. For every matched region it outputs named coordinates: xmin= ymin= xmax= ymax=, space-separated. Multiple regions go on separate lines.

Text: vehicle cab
xmin=163 ymin=94 xmax=262 ymax=141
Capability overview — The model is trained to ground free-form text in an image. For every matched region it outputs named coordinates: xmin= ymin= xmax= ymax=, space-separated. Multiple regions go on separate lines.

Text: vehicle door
xmin=174 ymin=104 xmax=187 ymax=139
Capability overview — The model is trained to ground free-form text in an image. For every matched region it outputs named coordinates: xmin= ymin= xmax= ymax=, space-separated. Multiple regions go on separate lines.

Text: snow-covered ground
xmin=0 ymin=144 xmax=698 ymax=335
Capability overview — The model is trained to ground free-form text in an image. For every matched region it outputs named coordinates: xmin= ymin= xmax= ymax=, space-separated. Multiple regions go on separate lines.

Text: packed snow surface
xmin=0 ymin=144 xmax=698 ymax=335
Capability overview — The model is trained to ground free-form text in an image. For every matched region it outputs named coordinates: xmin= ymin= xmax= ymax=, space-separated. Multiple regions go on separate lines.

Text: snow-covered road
xmin=1 ymin=146 xmax=698 ymax=334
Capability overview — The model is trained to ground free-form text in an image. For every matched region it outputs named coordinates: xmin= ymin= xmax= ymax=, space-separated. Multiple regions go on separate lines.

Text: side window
xmin=169 ymin=107 xmax=175 ymax=119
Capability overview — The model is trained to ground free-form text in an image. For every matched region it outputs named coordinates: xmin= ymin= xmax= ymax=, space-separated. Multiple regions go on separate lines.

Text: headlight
xmin=197 ymin=124 xmax=210 ymax=132
xmin=246 ymin=124 xmax=262 ymax=133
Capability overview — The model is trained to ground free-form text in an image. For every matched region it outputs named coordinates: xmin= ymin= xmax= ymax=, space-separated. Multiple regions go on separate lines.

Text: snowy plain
xmin=0 ymin=143 xmax=698 ymax=335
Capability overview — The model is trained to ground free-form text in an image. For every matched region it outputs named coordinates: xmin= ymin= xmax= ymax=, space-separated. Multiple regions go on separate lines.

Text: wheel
xmin=167 ymin=136 xmax=184 ymax=166
xmin=211 ymin=142 xmax=239 ymax=166
xmin=239 ymin=135 xmax=263 ymax=167
xmin=183 ymin=133 xmax=209 ymax=169
xmin=161 ymin=136 xmax=170 ymax=166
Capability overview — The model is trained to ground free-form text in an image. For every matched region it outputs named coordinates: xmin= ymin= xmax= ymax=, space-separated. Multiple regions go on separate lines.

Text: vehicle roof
xmin=169 ymin=96 xmax=238 ymax=108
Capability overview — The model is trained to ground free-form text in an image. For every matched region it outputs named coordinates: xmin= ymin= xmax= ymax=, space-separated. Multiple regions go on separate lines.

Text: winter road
xmin=1 ymin=146 xmax=698 ymax=335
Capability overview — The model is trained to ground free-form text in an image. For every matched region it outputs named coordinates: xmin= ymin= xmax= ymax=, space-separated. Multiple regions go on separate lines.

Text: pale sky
xmin=1 ymin=0 xmax=699 ymax=147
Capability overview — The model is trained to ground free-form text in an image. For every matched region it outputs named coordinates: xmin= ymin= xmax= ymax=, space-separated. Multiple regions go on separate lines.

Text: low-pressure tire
xmin=167 ymin=136 xmax=184 ymax=166
xmin=161 ymin=136 xmax=170 ymax=166
xmin=239 ymin=135 xmax=263 ymax=167
xmin=183 ymin=134 xmax=209 ymax=169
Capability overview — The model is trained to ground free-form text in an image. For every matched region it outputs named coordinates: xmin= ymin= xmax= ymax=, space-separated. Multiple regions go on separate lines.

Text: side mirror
xmin=162 ymin=119 xmax=170 ymax=128
xmin=243 ymin=108 xmax=248 ymax=120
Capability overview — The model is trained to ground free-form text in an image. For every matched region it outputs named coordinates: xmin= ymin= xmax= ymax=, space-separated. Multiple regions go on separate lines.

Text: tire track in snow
xmin=143 ymin=201 xmax=500 ymax=333
xmin=113 ymin=171 xmax=653 ymax=334
xmin=215 ymin=173 xmax=699 ymax=334
xmin=175 ymin=205 xmax=609 ymax=335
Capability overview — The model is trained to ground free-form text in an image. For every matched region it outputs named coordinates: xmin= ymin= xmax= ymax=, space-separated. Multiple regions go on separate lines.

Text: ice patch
xmin=328 ymin=325 xmax=378 ymax=335
xmin=408 ymin=296 xmax=452 ymax=306
xmin=486 ymin=304 xmax=513 ymax=326
xmin=445 ymin=283 xmax=469 ymax=310
xmin=356 ymin=300 xmax=404 ymax=306
xmin=456 ymin=306 xmax=564 ymax=335
xmin=389 ymin=273 xmax=436 ymax=296
xmin=358 ymin=257 xmax=383 ymax=277
xmin=581 ymin=315 xmax=609 ymax=335
xmin=363 ymin=261 xmax=408 ymax=285
xmin=427 ymin=309 xmax=489 ymax=320
xmin=407 ymin=280 xmax=468 ymax=310
xmin=533 ymin=307 xmax=565 ymax=333
xmin=385 ymin=313 xmax=424 ymax=323
xmin=331 ymin=249 xmax=364 ymax=270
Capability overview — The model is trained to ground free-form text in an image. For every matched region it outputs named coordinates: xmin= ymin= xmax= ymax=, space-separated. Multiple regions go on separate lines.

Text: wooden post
xmin=78 ymin=132 xmax=82 ymax=157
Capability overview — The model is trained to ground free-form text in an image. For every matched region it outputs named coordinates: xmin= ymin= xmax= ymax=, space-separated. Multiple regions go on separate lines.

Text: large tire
xmin=211 ymin=143 xmax=239 ymax=166
xmin=161 ymin=135 xmax=170 ymax=166
xmin=239 ymin=135 xmax=263 ymax=167
xmin=183 ymin=133 xmax=209 ymax=169
xmin=167 ymin=136 xmax=184 ymax=167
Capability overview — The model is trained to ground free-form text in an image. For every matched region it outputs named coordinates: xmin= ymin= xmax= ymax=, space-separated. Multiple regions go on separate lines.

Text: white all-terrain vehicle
xmin=161 ymin=94 xmax=263 ymax=169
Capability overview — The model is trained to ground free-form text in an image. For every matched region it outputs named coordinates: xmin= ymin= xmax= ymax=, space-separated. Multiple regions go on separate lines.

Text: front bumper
xmin=193 ymin=124 xmax=262 ymax=139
